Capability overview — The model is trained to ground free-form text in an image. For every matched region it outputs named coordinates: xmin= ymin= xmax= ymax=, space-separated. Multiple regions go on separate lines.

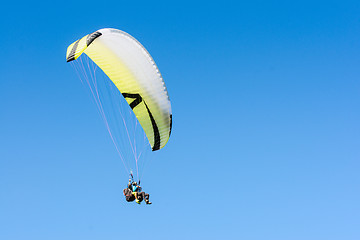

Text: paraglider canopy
xmin=66 ymin=28 xmax=172 ymax=151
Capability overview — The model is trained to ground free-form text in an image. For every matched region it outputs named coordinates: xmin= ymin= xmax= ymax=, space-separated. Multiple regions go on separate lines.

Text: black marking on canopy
xmin=169 ymin=114 xmax=172 ymax=137
xmin=66 ymin=39 xmax=80 ymax=62
xmin=122 ymin=93 xmax=143 ymax=109
xmin=86 ymin=31 xmax=102 ymax=46
xmin=122 ymin=92 xmax=161 ymax=151
xmin=144 ymin=102 xmax=161 ymax=151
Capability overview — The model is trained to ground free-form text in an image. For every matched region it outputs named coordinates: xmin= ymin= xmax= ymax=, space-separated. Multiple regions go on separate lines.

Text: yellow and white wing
xmin=66 ymin=28 xmax=172 ymax=151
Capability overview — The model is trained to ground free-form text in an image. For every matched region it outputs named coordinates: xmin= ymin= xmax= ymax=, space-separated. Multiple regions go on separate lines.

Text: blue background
xmin=1 ymin=1 xmax=359 ymax=239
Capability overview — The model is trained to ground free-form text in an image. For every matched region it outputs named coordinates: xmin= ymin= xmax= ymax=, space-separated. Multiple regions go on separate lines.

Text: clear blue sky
xmin=1 ymin=1 xmax=359 ymax=239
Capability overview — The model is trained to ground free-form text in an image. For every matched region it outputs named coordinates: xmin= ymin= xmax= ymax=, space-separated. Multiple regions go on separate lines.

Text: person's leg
xmin=136 ymin=192 xmax=148 ymax=203
xmin=137 ymin=193 xmax=144 ymax=202
xmin=144 ymin=193 xmax=149 ymax=201
xmin=143 ymin=193 xmax=151 ymax=204
xmin=133 ymin=192 xmax=141 ymax=204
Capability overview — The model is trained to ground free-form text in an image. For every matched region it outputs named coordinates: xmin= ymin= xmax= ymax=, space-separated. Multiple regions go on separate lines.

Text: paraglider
xmin=66 ymin=28 xmax=172 ymax=205
xmin=123 ymin=174 xmax=151 ymax=204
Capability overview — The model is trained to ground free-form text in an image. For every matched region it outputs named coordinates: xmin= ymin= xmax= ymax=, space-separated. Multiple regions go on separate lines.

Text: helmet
xmin=132 ymin=181 xmax=137 ymax=186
